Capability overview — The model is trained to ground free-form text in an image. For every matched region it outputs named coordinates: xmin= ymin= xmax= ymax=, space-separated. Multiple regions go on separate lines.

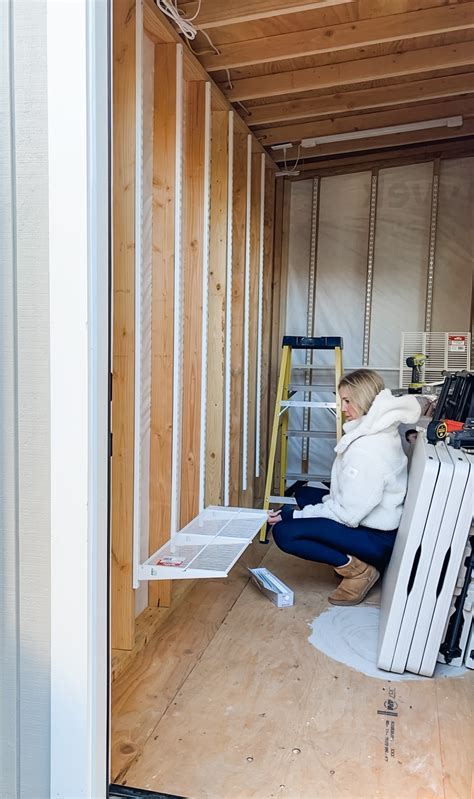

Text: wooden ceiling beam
xmin=201 ymin=3 xmax=474 ymax=71
xmin=178 ymin=0 xmax=356 ymax=31
xmin=273 ymin=117 xmax=474 ymax=161
xmin=244 ymin=73 xmax=474 ymax=127
xmin=291 ymin=139 xmax=474 ymax=176
xmin=226 ymin=40 xmax=474 ymax=101
xmin=142 ymin=0 xmax=277 ymax=166
xmin=256 ymin=98 xmax=474 ymax=146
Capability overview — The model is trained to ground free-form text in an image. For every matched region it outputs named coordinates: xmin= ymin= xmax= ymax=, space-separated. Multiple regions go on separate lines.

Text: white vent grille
xmin=400 ymin=332 xmax=471 ymax=389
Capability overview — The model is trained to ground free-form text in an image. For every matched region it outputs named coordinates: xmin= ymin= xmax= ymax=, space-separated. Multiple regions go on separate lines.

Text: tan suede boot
xmin=328 ymin=556 xmax=380 ymax=606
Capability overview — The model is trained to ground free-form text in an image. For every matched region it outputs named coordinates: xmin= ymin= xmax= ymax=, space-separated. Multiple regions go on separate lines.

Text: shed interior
xmin=110 ymin=1 xmax=474 ymax=796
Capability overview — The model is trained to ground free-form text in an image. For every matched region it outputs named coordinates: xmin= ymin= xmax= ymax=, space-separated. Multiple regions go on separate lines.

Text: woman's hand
xmin=267 ymin=510 xmax=282 ymax=526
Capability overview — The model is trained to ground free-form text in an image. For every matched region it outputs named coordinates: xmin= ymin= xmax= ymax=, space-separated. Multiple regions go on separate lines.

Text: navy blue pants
xmin=272 ymin=486 xmax=397 ymax=572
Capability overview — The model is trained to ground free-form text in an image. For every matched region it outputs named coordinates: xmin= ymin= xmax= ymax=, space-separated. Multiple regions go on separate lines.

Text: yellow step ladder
xmin=260 ymin=336 xmax=343 ymax=542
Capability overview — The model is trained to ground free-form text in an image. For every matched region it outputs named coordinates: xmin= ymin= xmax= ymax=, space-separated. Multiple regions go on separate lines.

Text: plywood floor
xmin=112 ymin=543 xmax=474 ymax=799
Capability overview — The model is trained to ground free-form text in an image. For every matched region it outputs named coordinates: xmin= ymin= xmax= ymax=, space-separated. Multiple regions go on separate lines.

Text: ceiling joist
xmin=201 ymin=3 xmax=474 ymax=71
xmin=226 ymin=40 xmax=474 ymax=101
xmin=275 ymin=117 xmax=474 ymax=161
xmin=292 ymin=139 xmax=474 ymax=176
xmin=256 ymin=98 xmax=474 ymax=146
xmin=179 ymin=0 xmax=356 ymax=31
xmin=244 ymin=73 xmax=474 ymax=127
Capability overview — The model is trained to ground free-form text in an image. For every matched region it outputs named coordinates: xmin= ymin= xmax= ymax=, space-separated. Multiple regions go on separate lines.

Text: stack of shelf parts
xmin=377 ymin=433 xmax=474 ymax=676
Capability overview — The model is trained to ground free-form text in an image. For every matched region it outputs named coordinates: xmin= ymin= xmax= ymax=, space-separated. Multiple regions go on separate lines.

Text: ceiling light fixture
xmin=300 ymin=116 xmax=463 ymax=149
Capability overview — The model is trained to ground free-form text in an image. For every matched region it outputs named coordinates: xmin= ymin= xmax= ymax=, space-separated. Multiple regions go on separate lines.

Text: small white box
xmin=249 ymin=567 xmax=294 ymax=608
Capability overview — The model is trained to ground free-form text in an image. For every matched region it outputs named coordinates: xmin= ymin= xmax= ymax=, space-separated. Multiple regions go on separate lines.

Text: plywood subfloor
xmin=112 ymin=544 xmax=474 ymax=799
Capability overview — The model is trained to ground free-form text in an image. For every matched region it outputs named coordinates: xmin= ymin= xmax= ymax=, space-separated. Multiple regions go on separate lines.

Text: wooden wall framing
xmin=111 ymin=0 xmax=277 ymax=649
xmin=111 ymin=0 xmax=136 ymax=651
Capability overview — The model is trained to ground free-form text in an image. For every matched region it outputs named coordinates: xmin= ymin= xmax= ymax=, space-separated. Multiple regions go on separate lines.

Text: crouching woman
xmin=268 ymin=370 xmax=421 ymax=606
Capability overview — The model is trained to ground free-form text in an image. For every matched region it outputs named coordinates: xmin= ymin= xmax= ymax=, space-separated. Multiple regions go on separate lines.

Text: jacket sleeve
xmin=292 ymin=449 xmax=386 ymax=528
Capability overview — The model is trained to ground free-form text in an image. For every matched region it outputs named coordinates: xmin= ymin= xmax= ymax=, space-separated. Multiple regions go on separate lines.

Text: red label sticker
xmin=448 ymin=335 xmax=466 ymax=352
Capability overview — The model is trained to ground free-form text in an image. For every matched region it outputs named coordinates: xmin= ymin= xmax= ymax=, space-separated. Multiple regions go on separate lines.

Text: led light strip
xmin=199 ymin=83 xmax=212 ymax=513
xmin=170 ymin=44 xmax=184 ymax=535
xmin=242 ymin=134 xmax=252 ymax=491
xmin=223 ymin=111 xmax=234 ymax=507
xmin=132 ymin=0 xmax=143 ymax=589
xmin=255 ymin=153 xmax=265 ymax=478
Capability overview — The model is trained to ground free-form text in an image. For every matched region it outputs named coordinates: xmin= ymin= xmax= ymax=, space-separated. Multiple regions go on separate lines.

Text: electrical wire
xmin=155 ymin=0 xmax=202 ymax=39
xmin=283 ymin=144 xmax=301 ymax=175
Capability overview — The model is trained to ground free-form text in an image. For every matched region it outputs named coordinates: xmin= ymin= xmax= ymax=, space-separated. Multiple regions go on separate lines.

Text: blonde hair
xmin=338 ymin=369 xmax=384 ymax=416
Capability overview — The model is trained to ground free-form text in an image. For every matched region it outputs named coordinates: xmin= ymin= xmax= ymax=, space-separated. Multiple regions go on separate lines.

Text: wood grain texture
xmin=258 ymin=97 xmax=474 ymax=148
xmin=240 ymin=150 xmax=263 ymax=507
xmin=254 ymin=167 xmax=276 ymax=503
xmin=286 ymin=116 xmax=474 ymax=161
xmin=148 ymin=43 xmax=180 ymax=609
xmin=295 ymin=138 xmax=474 ymax=176
xmin=229 ymin=130 xmax=249 ymax=505
xmin=245 ymin=72 xmax=474 ymax=127
xmin=111 ymin=580 xmax=194 ymax=684
xmin=205 ymin=109 xmax=229 ymax=506
xmin=121 ymin=544 xmax=474 ymax=798
xmin=111 ymin=539 xmax=269 ymax=782
xmin=180 ymin=80 xmax=207 ymax=527
xmin=181 ymin=0 xmax=356 ymax=31
xmin=190 ymin=0 xmax=464 ymax=49
xmin=111 ymin=0 xmax=136 ymax=651
xmin=226 ymin=40 xmax=474 ymax=101
xmin=201 ymin=3 xmax=474 ymax=71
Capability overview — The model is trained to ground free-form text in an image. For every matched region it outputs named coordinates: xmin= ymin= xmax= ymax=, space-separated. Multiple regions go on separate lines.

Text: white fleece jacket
xmin=292 ymin=389 xmax=421 ymax=530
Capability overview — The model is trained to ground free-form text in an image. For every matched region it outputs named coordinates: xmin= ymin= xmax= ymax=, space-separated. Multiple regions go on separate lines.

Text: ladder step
xmin=282 ymin=401 xmax=337 ymax=409
xmin=285 ymin=430 xmax=336 ymax=439
xmin=267 ymin=495 xmax=297 ymax=505
xmin=285 ymin=472 xmax=330 ymax=481
xmin=288 ymin=383 xmax=334 ymax=392
xmin=282 ymin=335 xmax=343 ymax=350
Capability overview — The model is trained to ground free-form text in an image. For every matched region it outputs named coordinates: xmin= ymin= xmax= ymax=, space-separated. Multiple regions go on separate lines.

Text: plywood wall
xmin=111 ymin=0 xmax=277 ymax=648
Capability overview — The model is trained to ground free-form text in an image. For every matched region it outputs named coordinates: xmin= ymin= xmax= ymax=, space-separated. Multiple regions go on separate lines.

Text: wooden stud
xmin=201 ymin=3 xmax=474 ymax=71
xmin=180 ymin=80 xmax=207 ymax=527
xmin=142 ymin=0 xmax=276 ymax=154
xmin=245 ymin=73 xmax=474 ymax=128
xmin=111 ymin=0 xmax=136 ymax=651
xmin=240 ymin=150 xmax=263 ymax=506
xmin=226 ymin=41 xmax=474 ymax=101
xmin=255 ymin=168 xmax=276 ymax=504
xmin=229 ymin=130 xmax=248 ymax=505
xmin=205 ymin=109 xmax=229 ymax=507
xmin=148 ymin=43 xmax=181 ymax=610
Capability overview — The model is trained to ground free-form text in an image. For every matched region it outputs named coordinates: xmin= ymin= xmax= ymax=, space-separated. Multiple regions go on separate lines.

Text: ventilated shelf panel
xmin=138 ymin=506 xmax=268 ymax=581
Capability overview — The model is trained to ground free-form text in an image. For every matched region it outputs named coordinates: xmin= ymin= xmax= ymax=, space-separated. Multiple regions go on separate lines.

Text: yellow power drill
xmin=406 ymin=353 xmax=427 ymax=394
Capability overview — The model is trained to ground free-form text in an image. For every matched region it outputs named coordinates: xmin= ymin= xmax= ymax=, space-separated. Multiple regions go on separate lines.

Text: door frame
xmin=48 ymin=0 xmax=110 ymax=795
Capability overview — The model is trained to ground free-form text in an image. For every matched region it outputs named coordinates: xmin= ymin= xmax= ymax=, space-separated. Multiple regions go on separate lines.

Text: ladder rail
xmin=259 ymin=337 xmax=343 ymax=542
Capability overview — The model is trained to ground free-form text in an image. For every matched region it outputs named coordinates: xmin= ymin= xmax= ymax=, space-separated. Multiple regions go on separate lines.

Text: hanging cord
xmin=284 ymin=144 xmax=301 ymax=174
xmin=155 ymin=0 xmax=202 ymax=39
xmin=156 ymin=0 xmax=222 ymax=57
